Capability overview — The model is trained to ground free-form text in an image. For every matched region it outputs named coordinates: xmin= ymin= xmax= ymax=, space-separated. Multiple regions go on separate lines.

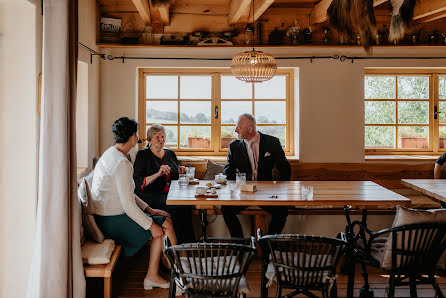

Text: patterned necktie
xmin=246 ymin=141 xmax=257 ymax=180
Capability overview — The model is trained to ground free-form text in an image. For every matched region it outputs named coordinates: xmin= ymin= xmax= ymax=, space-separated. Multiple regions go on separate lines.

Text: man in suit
xmin=222 ymin=113 xmax=291 ymax=238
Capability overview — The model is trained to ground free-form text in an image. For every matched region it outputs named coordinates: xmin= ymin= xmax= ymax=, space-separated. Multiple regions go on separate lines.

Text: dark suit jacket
xmin=223 ymin=132 xmax=291 ymax=181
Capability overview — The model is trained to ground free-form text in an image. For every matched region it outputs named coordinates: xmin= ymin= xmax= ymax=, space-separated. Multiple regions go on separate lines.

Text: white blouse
xmin=91 ymin=146 xmax=153 ymax=230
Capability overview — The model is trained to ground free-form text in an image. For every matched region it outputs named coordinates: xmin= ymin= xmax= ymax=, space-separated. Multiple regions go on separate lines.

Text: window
xmin=365 ymin=69 xmax=446 ymax=154
xmin=138 ymin=69 xmax=294 ymax=155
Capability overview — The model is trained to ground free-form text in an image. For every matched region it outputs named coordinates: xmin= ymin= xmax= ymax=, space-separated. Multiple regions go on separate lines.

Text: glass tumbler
xmin=301 ymin=186 xmax=314 ymax=200
xmin=178 ymin=174 xmax=188 ymax=187
xmin=186 ymin=167 xmax=195 ymax=181
xmin=236 ymin=173 xmax=246 ymax=187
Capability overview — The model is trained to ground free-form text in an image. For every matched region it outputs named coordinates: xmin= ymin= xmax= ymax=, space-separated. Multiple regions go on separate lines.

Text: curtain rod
xmin=78 ymin=43 xmax=106 ymax=64
xmin=106 ymin=54 xmax=446 ymax=64
xmin=77 ymin=43 xmax=446 ymax=64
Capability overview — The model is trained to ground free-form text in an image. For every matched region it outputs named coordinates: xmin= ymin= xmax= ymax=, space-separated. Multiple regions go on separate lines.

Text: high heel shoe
xmin=143 ymin=278 xmax=170 ymax=290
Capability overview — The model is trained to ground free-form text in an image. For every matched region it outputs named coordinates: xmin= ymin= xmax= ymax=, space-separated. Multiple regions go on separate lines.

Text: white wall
xmin=0 ymin=1 xmax=39 ymax=297
xmin=98 ymin=46 xmax=446 ymax=162
xmin=78 ymin=0 xmax=100 ymax=170
xmin=77 ymin=61 xmax=89 ymax=168
xmin=98 ymin=46 xmax=446 ymax=236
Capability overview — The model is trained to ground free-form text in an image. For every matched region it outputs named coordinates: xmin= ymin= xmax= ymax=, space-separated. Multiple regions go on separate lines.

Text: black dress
xmin=133 ymin=146 xmax=195 ymax=243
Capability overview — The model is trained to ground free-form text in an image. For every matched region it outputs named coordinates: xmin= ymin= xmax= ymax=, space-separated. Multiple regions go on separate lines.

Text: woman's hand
xmin=149 ymin=223 xmax=164 ymax=238
xmin=178 ymin=165 xmax=186 ymax=174
xmin=150 ymin=208 xmax=171 ymax=218
xmin=157 ymin=165 xmax=171 ymax=177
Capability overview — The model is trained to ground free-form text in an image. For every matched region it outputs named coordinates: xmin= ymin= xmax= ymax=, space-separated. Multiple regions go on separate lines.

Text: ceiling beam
xmin=131 ymin=0 xmax=151 ymax=26
xmin=413 ymin=0 xmax=446 ymax=22
xmin=158 ymin=4 xmax=170 ymax=25
xmin=249 ymin=0 xmax=275 ymax=22
xmin=311 ymin=0 xmax=387 ymax=24
xmin=228 ymin=0 xmax=251 ymax=24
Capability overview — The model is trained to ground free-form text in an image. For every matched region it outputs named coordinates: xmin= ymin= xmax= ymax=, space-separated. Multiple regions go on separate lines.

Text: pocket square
xmin=264 ymin=152 xmax=271 ymax=157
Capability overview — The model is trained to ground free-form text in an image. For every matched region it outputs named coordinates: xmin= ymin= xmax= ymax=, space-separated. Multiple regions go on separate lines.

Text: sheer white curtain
xmin=27 ymin=0 xmax=85 ymax=297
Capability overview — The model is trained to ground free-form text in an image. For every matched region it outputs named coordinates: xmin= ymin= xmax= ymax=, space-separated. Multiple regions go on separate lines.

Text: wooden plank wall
xmin=178 ymin=160 xmax=438 ymax=189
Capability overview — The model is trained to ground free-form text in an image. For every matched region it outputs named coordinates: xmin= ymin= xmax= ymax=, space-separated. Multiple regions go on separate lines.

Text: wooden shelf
xmin=97 ymin=43 xmax=446 ymax=49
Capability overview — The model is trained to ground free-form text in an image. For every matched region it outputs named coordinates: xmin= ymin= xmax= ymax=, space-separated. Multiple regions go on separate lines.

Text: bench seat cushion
xmin=381 ymin=206 xmax=446 ymax=269
xmin=82 ymin=239 xmax=115 ymax=265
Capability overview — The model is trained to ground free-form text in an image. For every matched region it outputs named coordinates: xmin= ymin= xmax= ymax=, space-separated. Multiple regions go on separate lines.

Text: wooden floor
xmin=87 ymin=248 xmax=446 ymax=298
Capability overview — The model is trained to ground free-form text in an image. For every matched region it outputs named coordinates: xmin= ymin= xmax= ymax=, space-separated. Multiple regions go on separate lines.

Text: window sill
xmin=365 ymin=155 xmax=439 ymax=162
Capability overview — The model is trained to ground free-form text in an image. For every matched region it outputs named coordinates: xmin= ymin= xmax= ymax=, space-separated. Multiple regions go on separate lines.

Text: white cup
xmin=196 ymin=186 xmax=206 ymax=195
xmin=301 ymin=186 xmax=314 ymax=200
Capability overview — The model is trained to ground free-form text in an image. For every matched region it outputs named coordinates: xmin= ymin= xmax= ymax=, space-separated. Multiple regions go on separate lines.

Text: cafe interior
xmin=2 ymin=0 xmax=446 ymax=297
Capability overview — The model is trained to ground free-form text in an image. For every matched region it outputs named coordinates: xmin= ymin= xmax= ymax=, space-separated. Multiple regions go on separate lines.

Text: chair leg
xmin=359 ymin=263 xmax=374 ymax=298
xmin=168 ymin=271 xmax=176 ymax=298
xmin=430 ymin=274 xmax=445 ymax=298
xmin=346 ymin=260 xmax=355 ymax=298
xmin=409 ymin=275 xmax=418 ymax=298
xmin=275 ymin=286 xmax=282 ymax=298
xmin=330 ymin=280 xmax=338 ymax=298
xmin=388 ymin=274 xmax=395 ymax=298
xmin=260 ymin=252 xmax=268 ymax=298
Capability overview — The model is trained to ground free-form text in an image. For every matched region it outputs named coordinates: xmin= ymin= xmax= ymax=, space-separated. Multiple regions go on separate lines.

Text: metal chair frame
xmin=257 ymin=229 xmax=347 ymax=298
xmin=164 ymin=237 xmax=257 ymax=298
xmin=349 ymin=222 xmax=446 ymax=298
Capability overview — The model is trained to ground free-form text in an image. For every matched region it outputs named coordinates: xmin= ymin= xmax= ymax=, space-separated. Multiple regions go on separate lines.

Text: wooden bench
xmin=83 ymin=245 xmax=122 ymax=298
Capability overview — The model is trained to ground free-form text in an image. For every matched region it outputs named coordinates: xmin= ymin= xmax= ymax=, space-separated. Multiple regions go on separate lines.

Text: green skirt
xmin=94 ymin=212 xmax=166 ymax=256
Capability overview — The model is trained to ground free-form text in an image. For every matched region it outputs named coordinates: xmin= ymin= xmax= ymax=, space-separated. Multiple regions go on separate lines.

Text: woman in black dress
xmin=133 ymin=124 xmax=195 ymax=244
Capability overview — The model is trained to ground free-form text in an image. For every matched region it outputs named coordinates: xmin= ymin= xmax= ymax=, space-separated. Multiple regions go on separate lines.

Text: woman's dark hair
xmin=112 ymin=117 xmax=139 ymax=144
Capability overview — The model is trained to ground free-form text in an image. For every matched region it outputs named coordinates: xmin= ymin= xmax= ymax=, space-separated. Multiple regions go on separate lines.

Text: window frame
xmin=138 ymin=68 xmax=295 ymax=156
xmin=365 ymin=68 xmax=446 ymax=155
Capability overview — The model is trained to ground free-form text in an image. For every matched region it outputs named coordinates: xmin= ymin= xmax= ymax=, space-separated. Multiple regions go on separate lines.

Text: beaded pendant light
xmin=231 ymin=0 xmax=277 ymax=83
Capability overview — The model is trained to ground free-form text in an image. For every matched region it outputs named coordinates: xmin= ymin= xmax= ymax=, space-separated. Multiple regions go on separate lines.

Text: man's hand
xmin=150 ymin=208 xmax=171 ymax=217
xmin=149 ymin=223 xmax=164 ymax=238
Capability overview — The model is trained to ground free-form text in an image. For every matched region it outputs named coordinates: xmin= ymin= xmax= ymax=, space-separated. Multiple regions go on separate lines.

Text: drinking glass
xmin=186 ymin=167 xmax=195 ymax=181
xmin=230 ymin=183 xmax=241 ymax=199
xmin=178 ymin=174 xmax=188 ymax=187
xmin=236 ymin=173 xmax=246 ymax=187
xmin=301 ymin=186 xmax=314 ymax=200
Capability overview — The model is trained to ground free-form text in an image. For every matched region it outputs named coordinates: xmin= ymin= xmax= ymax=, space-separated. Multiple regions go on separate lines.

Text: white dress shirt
xmin=91 ymin=146 xmax=153 ymax=230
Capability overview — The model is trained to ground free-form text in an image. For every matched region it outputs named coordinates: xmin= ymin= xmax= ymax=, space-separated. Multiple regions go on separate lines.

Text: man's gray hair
xmin=146 ymin=124 xmax=166 ymax=141
xmin=239 ymin=113 xmax=256 ymax=129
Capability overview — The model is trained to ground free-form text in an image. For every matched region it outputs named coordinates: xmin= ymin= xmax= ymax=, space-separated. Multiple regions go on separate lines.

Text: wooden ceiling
xmin=98 ymin=0 xmax=446 ymax=46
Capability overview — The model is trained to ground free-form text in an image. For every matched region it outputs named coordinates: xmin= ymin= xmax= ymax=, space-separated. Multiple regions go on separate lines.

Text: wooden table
xmin=167 ymin=180 xmax=411 ymax=238
xmin=401 ymin=179 xmax=446 ymax=208
xmin=168 ymin=180 xmax=410 ymax=298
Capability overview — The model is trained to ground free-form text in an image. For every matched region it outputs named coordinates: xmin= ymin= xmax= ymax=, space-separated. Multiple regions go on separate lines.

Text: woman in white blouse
xmin=91 ymin=117 xmax=177 ymax=290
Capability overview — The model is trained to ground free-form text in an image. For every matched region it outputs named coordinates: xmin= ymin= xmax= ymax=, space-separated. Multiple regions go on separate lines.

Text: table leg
xmin=359 ymin=209 xmax=374 ymax=298
xmin=199 ymin=209 xmax=208 ymax=241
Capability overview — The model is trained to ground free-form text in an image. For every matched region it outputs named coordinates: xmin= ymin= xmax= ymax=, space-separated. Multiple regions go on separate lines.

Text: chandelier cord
xmin=252 ymin=0 xmax=255 ymax=52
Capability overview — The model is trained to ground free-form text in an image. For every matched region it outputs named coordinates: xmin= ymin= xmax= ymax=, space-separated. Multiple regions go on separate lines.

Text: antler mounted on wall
xmin=327 ymin=0 xmax=418 ymax=52
xmin=328 ymin=0 xmax=377 ymax=52
xmin=389 ymin=0 xmax=417 ymax=43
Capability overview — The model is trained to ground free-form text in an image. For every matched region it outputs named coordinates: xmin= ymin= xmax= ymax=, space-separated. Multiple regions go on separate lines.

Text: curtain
xmin=27 ymin=0 xmax=85 ymax=297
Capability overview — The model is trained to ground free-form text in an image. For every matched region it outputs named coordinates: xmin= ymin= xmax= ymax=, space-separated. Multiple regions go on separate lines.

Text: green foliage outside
xmin=398 ymin=101 xmax=428 ymax=124
xmin=365 ymin=76 xmax=395 ymax=99
xmin=258 ymin=126 xmax=286 ymax=145
xmin=365 ymin=101 xmax=395 ymax=124
xmin=440 ymin=76 xmax=446 ymax=99
xmin=398 ymin=76 xmax=429 ymax=99
xmin=398 ymin=126 xmax=428 ymax=138
xmin=365 ymin=126 xmax=394 ymax=148
xmin=365 ymin=75 xmax=430 ymax=149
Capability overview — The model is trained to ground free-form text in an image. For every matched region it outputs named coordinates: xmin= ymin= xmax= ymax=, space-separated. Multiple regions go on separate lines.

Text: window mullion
xmin=433 ymin=74 xmax=439 ymax=153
